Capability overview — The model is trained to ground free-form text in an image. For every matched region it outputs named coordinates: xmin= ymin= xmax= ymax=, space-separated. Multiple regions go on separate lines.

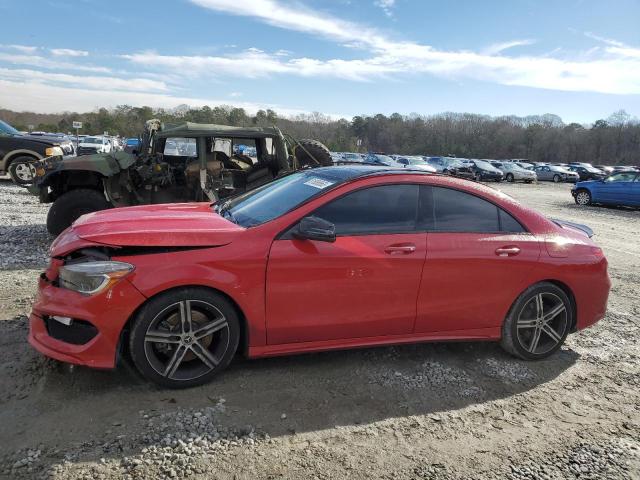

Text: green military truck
xmin=30 ymin=120 xmax=332 ymax=235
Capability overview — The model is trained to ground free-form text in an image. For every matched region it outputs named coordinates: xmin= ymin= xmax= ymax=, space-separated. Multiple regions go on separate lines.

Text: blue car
xmin=572 ymin=170 xmax=640 ymax=207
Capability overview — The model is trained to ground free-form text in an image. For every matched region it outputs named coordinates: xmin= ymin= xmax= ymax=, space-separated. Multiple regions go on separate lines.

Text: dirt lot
xmin=0 ymin=179 xmax=638 ymax=480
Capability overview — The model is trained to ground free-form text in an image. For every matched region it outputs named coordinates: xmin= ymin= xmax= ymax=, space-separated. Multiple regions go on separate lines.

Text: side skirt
xmin=248 ymin=327 xmax=501 ymax=358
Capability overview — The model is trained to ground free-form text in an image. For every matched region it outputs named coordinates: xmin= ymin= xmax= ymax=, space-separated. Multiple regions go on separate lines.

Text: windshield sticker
xmin=304 ymin=178 xmax=334 ymax=189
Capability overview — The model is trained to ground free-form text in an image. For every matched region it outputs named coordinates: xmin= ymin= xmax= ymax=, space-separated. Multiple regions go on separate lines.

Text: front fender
xmin=112 ymin=247 xmax=269 ymax=348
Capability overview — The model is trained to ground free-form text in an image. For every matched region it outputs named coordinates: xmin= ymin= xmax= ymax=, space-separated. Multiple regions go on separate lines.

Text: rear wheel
xmin=129 ymin=288 xmax=240 ymax=388
xmin=553 ymin=174 xmax=561 ymax=183
xmin=46 ymin=188 xmax=111 ymax=236
xmin=501 ymin=282 xmax=572 ymax=360
xmin=294 ymin=139 xmax=332 ymax=168
xmin=575 ymin=189 xmax=592 ymax=206
xmin=8 ymin=156 xmax=37 ymax=186
xmin=506 ymin=173 xmax=514 ymax=182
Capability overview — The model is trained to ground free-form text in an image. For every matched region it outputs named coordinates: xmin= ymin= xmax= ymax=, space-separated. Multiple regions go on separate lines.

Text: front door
xmin=266 ymin=184 xmax=426 ymax=345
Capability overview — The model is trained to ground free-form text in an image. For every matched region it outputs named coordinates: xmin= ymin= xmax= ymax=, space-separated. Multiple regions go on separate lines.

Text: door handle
xmin=495 ymin=246 xmax=521 ymax=257
xmin=384 ymin=244 xmax=416 ymax=254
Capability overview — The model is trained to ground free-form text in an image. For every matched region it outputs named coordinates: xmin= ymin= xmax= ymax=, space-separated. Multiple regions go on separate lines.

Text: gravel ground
xmin=0 ymin=179 xmax=638 ymax=479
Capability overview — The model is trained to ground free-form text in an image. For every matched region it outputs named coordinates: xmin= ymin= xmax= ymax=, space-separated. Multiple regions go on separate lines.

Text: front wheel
xmin=8 ymin=156 xmax=37 ymax=186
xmin=553 ymin=174 xmax=561 ymax=183
xmin=574 ymin=189 xmax=592 ymax=206
xmin=129 ymin=288 xmax=240 ymax=388
xmin=506 ymin=173 xmax=514 ymax=183
xmin=46 ymin=188 xmax=112 ymax=236
xmin=501 ymin=282 xmax=572 ymax=360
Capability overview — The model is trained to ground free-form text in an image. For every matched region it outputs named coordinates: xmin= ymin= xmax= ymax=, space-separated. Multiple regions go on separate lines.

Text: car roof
xmin=157 ymin=122 xmax=281 ymax=139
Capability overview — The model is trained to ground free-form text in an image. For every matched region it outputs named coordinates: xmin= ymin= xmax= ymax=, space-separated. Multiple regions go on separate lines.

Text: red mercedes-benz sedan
xmin=29 ymin=166 xmax=610 ymax=388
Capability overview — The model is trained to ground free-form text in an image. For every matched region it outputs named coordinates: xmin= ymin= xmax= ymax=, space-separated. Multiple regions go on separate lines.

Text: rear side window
xmin=499 ymin=209 xmax=525 ymax=233
xmin=313 ymin=184 xmax=419 ymax=235
xmin=420 ymin=186 xmax=525 ymax=233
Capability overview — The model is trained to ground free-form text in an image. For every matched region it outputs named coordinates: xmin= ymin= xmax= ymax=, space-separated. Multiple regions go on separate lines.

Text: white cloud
xmin=187 ymin=0 xmax=640 ymax=95
xmin=0 ymin=68 xmax=168 ymax=92
xmin=0 ymin=44 xmax=39 ymax=53
xmin=374 ymin=0 xmax=396 ymax=17
xmin=50 ymin=48 xmax=89 ymax=57
xmin=0 ymin=52 xmax=110 ymax=73
xmin=0 ymin=79 xmax=344 ymax=118
xmin=482 ymin=39 xmax=536 ymax=56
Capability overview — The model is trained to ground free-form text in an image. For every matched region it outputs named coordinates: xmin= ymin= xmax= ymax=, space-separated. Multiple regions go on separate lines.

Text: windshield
xmin=84 ymin=137 xmax=103 ymax=144
xmin=473 ymin=159 xmax=495 ymax=169
xmin=217 ymin=169 xmax=357 ymax=227
xmin=405 ymin=156 xmax=426 ymax=165
xmin=0 ymin=120 xmax=20 ymax=136
xmin=370 ymin=154 xmax=394 ymax=163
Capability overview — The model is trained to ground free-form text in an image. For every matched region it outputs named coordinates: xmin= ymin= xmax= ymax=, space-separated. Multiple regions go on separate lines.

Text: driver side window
xmin=311 ymin=184 xmax=419 ymax=236
xmin=606 ymin=172 xmax=636 ymax=182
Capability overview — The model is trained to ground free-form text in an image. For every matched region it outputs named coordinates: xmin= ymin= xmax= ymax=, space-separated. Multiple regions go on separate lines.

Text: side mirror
xmin=294 ymin=216 xmax=336 ymax=243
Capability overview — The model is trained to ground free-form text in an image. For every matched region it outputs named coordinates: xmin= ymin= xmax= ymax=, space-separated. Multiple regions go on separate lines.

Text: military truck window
xmin=264 ymin=137 xmax=275 ymax=155
xmin=213 ymin=138 xmax=232 ymax=157
xmin=163 ymin=137 xmax=197 ymax=157
xmin=233 ymin=139 xmax=257 ymax=162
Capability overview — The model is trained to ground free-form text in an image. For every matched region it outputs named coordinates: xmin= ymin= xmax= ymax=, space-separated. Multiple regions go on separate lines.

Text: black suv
xmin=0 ymin=120 xmax=74 ymax=185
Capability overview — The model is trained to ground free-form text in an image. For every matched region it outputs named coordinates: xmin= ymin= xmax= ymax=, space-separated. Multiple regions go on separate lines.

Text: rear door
xmin=415 ymin=186 xmax=540 ymax=334
xmin=266 ymin=184 xmax=426 ymax=345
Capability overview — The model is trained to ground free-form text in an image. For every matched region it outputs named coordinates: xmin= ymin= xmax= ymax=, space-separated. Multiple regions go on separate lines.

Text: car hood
xmin=575 ymin=179 xmax=601 ymax=187
xmin=68 ymin=203 xmax=244 ymax=249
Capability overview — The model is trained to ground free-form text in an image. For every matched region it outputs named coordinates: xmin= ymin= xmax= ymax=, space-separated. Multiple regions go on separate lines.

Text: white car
xmin=493 ymin=162 xmax=537 ymax=183
xmin=77 ymin=136 xmax=112 ymax=155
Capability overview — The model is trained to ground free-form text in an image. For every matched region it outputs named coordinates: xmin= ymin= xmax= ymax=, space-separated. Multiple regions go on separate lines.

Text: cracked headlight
xmin=59 ymin=261 xmax=134 ymax=295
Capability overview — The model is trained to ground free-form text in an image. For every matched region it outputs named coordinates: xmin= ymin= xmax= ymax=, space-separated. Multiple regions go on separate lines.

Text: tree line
xmin=2 ymin=105 xmax=639 ymax=166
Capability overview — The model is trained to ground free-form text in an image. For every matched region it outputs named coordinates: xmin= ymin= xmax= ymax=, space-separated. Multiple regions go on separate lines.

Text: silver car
xmin=495 ymin=162 xmax=537 ymax=183
xmin=533 ymin=165 xmax=580 ymax=183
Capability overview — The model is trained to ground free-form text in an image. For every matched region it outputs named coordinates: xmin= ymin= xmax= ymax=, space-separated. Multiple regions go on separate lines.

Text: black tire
xmin=474 ymin=173 xmax=481 ymax=181
xmin=8 ymin=155 xmax=38 ymax=186
xmin=501 ymin=282 xmax=572 ymax=360
xmin=553 ymin=174 xmax=561 ymax=183
xmin=294 ymin=139 xmax=333 ymax=168
xmin=506 ymin=173 xmax=514 ymax=183
xmin=46 ymin=188 xmax=112 ymax=236
xmin=574 ymin=189 xmax=592 ymax=206
xmin=443 ymin=169 xmax=450 ymax=175
xmin=129 ymin=287 xmax=240 ymax=388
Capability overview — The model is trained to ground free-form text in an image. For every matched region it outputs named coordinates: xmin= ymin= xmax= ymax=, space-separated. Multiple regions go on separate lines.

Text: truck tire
xmin=294 ymin=139 xmax=333 ymax=168
xmin=46 ymin=189 xmax=112 ymax=236
xmin=8 ymin=155 xmax=38 ymax=186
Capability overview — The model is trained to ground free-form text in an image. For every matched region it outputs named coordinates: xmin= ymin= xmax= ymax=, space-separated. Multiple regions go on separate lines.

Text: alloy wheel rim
xmin=576 ymin=192 xmax=590 ymax=205
xmin=516 ymin=292 xmax=568 ymax=355
xmin=14 ymin=163 xmax=35 ymax=181
xmin=143 ymin=300 xmax=230 ymax=381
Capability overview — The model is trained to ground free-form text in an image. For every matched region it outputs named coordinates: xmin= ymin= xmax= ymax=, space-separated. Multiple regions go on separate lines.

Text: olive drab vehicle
xmin=29 ymin=120 xmax=333 ymax=235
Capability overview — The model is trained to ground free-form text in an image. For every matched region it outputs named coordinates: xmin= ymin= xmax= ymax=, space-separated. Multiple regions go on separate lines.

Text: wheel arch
xmin=42 ymin=169 xmax=105 ymax=196
xmin=508 ymin=279 xmax=577 ymax=331
xmin=2 ymin=149 xmax=42 ymax=166
xmin=117 ymin=284 xmax=250 ymax=365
